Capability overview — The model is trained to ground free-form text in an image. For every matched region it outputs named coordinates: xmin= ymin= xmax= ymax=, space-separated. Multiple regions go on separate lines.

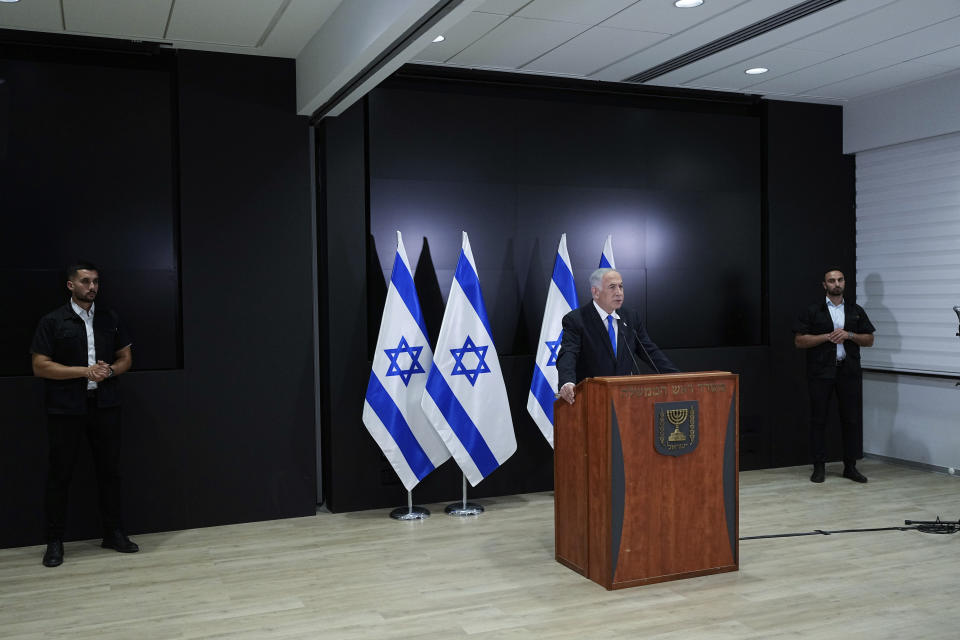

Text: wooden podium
xmin=554 ymin=372 xmax=739 ymax=590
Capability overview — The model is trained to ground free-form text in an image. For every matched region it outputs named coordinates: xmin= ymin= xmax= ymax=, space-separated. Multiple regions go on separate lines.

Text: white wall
xmin=845 ymin=69 xmax=960 ymax=154
xmin=846 ymin=72 xmax=960 ymax=468
xmin=863 ymin=372 xmax=960 ymax=469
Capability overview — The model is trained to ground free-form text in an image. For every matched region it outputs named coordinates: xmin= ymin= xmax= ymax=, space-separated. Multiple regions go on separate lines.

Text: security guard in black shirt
xmin=30 ymin=262 xmax=138 ymax=567
xmin=794 ymin=268 xmax=876 ymax=484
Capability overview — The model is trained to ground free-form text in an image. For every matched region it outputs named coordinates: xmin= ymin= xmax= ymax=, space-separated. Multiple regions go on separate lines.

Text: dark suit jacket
xmin=556 ymin=303 xmax=679 ymax=388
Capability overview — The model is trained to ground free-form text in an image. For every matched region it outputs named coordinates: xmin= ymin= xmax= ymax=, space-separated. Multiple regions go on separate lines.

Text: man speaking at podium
xmin=556 ymin=268 xmax=679 ymax=405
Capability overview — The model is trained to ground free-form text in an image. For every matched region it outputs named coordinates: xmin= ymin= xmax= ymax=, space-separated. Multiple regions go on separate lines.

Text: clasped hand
xmin=86 ymin=360 xmax=111 ymax=382
xmin=826 ymin=329 xmax=849 ymax=344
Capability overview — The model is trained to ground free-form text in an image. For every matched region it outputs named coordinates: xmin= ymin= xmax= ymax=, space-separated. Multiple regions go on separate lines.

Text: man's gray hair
xmin=590 ymin=268 xmax=615 ymax=289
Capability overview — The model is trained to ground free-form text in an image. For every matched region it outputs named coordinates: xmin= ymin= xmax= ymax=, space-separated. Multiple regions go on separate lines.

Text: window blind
xmin=856 ymin=132 xmax=960 ymax=375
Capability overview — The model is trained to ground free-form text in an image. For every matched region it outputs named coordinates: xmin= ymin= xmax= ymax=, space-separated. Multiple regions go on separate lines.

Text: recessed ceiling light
xmin=745 ymin=67 xmax=768 ymax=75
xmin=674 ymin=0 xmax=704 ymax=7
xmin=432 ymin=35 xmax=445 ymax=43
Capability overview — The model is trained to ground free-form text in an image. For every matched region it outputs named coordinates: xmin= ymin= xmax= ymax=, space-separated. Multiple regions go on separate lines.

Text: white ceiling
xmin=420 ymin=0 xmax=960 ymax=105
xmin=0 ymin=0 xmax=342 ymax=58
xmin=3 ymin=0 xmax=960 ymax=111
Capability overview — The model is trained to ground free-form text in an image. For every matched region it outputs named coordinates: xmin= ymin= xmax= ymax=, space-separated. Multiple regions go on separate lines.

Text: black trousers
xmin=44 ymin=397 xmax=123 ymax=541
xmin=808 ymin=361 xmax=862 ymax=466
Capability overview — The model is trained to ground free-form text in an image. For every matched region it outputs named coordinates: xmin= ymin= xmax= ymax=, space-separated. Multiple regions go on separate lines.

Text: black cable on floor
xmin=741 ymin=526 xmax=912 ymax=540
xmin=741 ymin=518 xmax=959 ymax=540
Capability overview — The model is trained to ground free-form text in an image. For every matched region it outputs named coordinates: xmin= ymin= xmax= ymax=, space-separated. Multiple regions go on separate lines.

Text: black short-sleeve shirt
xmin=793 ymin=299 xmax=875 ymax=379
xmin=31 ymin=303 xmax=132 ymax=414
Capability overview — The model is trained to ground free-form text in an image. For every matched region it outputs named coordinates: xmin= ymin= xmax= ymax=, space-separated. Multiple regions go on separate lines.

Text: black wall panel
xmin=765 ymin=100 xmax=857 ymax=466
xmin=171 ymin=50 xmax=316 ymax=529
xmin=0 ymin=44 xmax=316 ymax=548
xmin=367 ymin=86 xmax=764 ymax=353
xmin=0 ymin=53 xmax=180 ymax=374
xmin=316 ymin=102 xmax=373 ymax=513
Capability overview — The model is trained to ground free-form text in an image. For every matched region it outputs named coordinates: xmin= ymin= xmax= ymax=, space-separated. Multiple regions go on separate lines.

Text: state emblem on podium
xmin=654 ymin=401 xmax=699 ymax=456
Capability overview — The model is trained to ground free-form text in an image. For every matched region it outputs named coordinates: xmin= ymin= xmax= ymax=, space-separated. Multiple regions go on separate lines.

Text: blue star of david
xmin=384 ymin=336 xmax=426 ymax=386
xmin=449 ymin=336 xmax=491 ymax=386
xmin=545 ymin=330 xmax=563 ymax=367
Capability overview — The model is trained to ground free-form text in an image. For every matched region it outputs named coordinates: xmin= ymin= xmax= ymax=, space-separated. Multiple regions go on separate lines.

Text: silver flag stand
xmin=445 ymin=473 xmax=484 ymax=516
xmin=390 ymin=490 xmax=430 ymax=520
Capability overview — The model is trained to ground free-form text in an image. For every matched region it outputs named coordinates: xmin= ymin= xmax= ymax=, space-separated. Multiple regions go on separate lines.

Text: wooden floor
xmin=2 ymin=459 xmax=958 ymax=639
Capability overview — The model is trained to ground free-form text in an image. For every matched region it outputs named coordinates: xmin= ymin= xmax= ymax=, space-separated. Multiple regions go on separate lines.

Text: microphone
xmin=954 ymin=305 xmax=960 ymax=336
xmin=621 ymin=318 xmax=660 ymax=375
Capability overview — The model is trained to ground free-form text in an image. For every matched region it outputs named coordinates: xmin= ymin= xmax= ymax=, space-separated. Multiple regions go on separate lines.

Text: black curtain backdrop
xmin=318 ymin=67 xmax=855 ymax=513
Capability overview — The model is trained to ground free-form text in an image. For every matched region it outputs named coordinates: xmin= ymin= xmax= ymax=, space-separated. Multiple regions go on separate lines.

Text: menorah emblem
xmin=654 ymin=401 xmax=698 ymax=456
xmin=666 ymin=408 xmax=688 ymax=442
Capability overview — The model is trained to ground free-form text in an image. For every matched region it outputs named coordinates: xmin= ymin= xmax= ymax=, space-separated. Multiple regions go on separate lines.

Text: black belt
xmin=836 ymin=359 xmax=845 ymax=367
xmin=86 ymin=389 xmax=98 ymax=398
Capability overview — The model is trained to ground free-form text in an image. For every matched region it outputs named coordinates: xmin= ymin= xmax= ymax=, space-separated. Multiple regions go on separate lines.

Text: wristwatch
xmin=107 ymin=366 xmax=115 ymax=378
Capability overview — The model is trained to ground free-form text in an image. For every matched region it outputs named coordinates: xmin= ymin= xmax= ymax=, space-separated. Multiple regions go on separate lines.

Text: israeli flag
xmin=421 ymin=232 xmax=517 ymax=486
xmin=526 ymin=234 xmax=578 ymax=447
xmin=362 ymin=232 xmax=450 ymax=491
xmin=600 ymin=234 xmax=616 ymax=269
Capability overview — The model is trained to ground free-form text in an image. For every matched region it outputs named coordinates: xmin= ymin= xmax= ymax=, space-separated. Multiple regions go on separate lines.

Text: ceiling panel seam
xmin=623 ymin=0 xmax=845 ymax=84
xmin=257 ymin=0 xmax=293 ymax=49
xmin=163 ymin=0 xmax=175 ymax=40
xmin=586 ymin=0 xmax=752 ymax=78
xmin=684 ymin=0 xmax=923 ymax=89
xmin=808 ymin=61 xmax=952 ymax=97
xmin=516 ymin=21 xmax=592 ymax=70
xmin=442 ymin=13 xmax=508 ymax=63
xmin=517 ymin=0 xmax=647 ymax=70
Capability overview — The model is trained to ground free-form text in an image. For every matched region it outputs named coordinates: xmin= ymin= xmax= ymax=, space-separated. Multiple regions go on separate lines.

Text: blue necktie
xmin=607 ymin=315 xmax=617 ymax=356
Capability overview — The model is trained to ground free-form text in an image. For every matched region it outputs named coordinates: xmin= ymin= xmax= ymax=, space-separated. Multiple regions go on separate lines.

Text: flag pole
xmin=390 ymin=489 xmax=430 ymax=520
xmin=445 ymin=473 xmax=484 ymax=516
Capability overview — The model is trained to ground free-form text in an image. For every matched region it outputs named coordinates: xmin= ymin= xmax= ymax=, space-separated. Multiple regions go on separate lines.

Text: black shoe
xmin=42 ymin=540 xmax=64 ymax=567
xmin=843 ymin=466 xmax=868 ymax=483
xmin=101 ymin=530 xmax=139 ymax=553
xmin=810 ymin=463 xmax=825 ymax=483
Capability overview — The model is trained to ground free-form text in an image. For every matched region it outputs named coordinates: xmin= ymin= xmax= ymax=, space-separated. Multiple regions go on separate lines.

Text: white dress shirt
xmin=826 ymin=296 xmax=846 ymax=362
xmin=593 ymin=300 xmax=619 ymax=347
xmin=70 ymin=299 xmax=98 ymax=389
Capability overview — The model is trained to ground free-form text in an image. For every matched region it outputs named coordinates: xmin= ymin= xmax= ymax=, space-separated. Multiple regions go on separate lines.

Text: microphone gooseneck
xmin=621 ymin=318 xmax=660 ymax=375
